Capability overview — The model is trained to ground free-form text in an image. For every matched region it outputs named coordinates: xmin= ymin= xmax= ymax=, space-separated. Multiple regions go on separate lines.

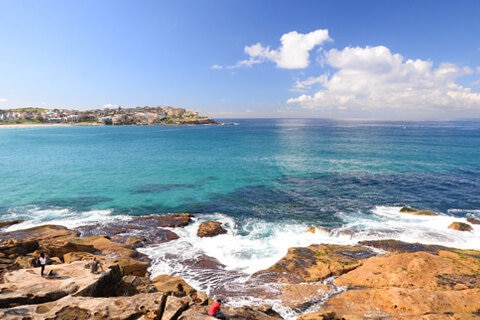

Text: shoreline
xmin=0 ymin=123 xmax=98 ymax=129
xmin=1 ymin=215 xmax=479 ymax=319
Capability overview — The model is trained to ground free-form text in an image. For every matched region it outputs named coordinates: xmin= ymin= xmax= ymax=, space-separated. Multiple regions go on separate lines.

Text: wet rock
xmin=197 ymin=220 xmax=227 ymax=238
xmin=359 ymin=239 xmax=448 ymax=254
xmin=0 ymin=225 xmax=79 ymax=244
xmin=253 ymin=244 xmax=375 ymax=283
xmin=448 ymin=221 xmax=473 ymax=231
xmin=136 ymin=213 xmax=194 ymax=228
xmin=467 ymin=218 xmax=480 ymax=225
xmin=399 ymin=206 xmax=438 ymax=216
xmin=0 ymin=220 xmax=23 ymax=229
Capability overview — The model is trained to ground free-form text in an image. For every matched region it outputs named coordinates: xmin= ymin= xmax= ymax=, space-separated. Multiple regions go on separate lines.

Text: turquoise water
xmin=1 ymin=119 xmax=479 ymax=220
xmin=1 ymin=119 xmax=480 ymax=317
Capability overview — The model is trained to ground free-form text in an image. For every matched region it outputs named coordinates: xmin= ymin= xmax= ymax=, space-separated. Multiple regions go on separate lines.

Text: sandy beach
xmin=0 ymin=123 xmax=98 ymax=129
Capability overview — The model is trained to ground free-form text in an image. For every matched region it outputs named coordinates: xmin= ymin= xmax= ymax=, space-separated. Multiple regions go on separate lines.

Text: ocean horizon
xmin=1 ymin=118 xmax=479 ymax=318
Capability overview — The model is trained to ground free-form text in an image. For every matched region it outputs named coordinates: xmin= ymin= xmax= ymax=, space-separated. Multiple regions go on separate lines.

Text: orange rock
xmin=197 ymin=221 xmax=227 ymax=238
xmin=253 ymin=244 xmax=375 ymax=284
xmin=448 ymin=222 xmax=473 ymax=231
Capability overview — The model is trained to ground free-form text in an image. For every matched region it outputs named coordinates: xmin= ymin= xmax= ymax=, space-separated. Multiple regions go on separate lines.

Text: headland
xmin=0 ymin=106 xmax=218 ymax=127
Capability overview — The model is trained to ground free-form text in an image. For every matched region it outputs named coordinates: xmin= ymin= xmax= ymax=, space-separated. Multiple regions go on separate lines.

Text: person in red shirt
xmin=208 ymin=299 xmax=226 ymax=319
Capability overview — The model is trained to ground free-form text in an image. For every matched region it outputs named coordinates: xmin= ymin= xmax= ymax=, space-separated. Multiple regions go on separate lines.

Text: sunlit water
xmin=1 ymin=119 xmax=479 ymax=318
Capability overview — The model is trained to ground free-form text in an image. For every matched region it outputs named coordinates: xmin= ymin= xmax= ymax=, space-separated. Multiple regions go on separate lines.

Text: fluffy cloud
xmin=230 ymin=29 xmax=331 ymax=69
xmin=288 ymin=45 xmax=480 ymax=118
xmin=0 ymin=98 xmax=7 ymax=103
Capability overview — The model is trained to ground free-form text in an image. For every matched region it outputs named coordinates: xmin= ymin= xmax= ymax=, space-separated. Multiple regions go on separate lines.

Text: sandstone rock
xmin=310 ymin=287 xmax=480 ymax=319
xmin=467 ymin=218 xmax=480 ymax=225
xmin=276 ymin=283 xmax=332 ymax=310
xmin=448 ymin=221 xmax=473 ymax=231
xmin=313 ymin=249 xmax=480 ymax=319
xmin=253 ymin=244 xmax=376 ymax=283
xmin=358 ymin=239 xmax=448 ymax=254
xmin=0 ymin=261 xmax=121 ymax=308
xmin=162 ymin=295 xmax=191 ymax=319
xmin=63 ymin=251 xmax=96 ymax=264
xmin=136 ymin=213 xmax=194 ymax=228
xmin=221 ymin=305 xmax=283 ymax=319
xmin=0 ymin=225 xmax=79 ymax=244
xmin=335 ymin=250 xmax=480 ymax=290
xmin=43 ymin=240 xmax=96 ymax=260
xmin=152 ymin=274 xmax=197 ymax=296
xmin=400 ymin=206 xmax=438 ymax=216
xmin=0 ymin=292 xmax=167 ymax=320
xmin=0 ymin=220 xmax=23 ymax=229
xmin=114 ymin=257 xmax=150 ymax=277
xmin=197 ymin=221 xmax=227 ymax=238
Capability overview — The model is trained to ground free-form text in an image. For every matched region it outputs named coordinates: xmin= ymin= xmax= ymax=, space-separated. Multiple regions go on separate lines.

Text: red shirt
xmin=208 ymin=301 xmax=221 ymax=316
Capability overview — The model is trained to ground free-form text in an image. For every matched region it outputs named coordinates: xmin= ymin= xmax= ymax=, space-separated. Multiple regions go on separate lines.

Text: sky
xmin=1 ymin=0 xmax=480 ymax=120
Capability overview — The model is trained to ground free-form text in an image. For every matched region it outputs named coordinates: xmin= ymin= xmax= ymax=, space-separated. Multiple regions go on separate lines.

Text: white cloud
xmin=292 ymin=74 xmax=329 ymax=92
xmin=287 ymin=45 xmax=480 ymax=118
xmin=221 ymin=29 xmax=331 ymax=70
xmin=0 ymin=98 xmax=7 ymax=103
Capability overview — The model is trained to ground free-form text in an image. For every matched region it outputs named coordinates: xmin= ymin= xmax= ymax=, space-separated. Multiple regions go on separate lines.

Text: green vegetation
xmin=400 ymin=206 xmax=416 ymax=212
xmin=10 ymin=107 xmax=46 ymax=113
xmin=0 ymin=119 xmax=42 ymax=125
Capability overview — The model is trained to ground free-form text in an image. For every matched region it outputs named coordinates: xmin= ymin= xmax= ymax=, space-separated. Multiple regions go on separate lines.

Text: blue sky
xmin=1 ymin=0 xmax=479 ymax=120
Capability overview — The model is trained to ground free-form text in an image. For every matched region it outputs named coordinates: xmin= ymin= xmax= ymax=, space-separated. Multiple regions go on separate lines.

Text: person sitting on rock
xmin=90 ymin=257 xmax=104 ymax=274
xmin=208 ymin=299 xmax=226 ymax=319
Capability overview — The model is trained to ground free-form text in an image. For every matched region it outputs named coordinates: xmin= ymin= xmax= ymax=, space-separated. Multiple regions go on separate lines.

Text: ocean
xmin=1 ymin=118 xmax=479 ymax=317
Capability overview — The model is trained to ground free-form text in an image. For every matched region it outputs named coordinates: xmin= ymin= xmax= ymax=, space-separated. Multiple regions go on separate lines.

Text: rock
xmin=309 ymin=249 xmax=480 ymax=318
xmin=152 ymin=274 xmax=196 ymax=296
xmin=253 ymin=244 xmax=376 ymax=283
xmin=0 ymin=292 xmax=167 ymax=320
xmin=467 ymin=218 xmax=480 ymax=225
xmin=0 ymin=261 xmax=121 ymax=308
xmin=335 ymin=250 xmax=480 ymax=290
xmin=399 ymin=206 xmax=438 ymax=216
xmin=114 ymin=257 xmax=150 ymax=277
xmin=136 ymin=213 xmax=194 ymax=228
xmin=279 ymin=283 xmax=333 ymax=310
xmin=197 ymin=221 xmax=227 ymax=238
xmin=0 ymin=239 xmax=39 ymax=256
xmin=308 ymin=287 xmax=480 ymax=319
xmin=298 ymin=311 xmax=344 ymax=320
xmin=358 ymin=239 xmax=448 ymax=254
xmin=221 ymin=305 xmax=284 ymax=319
xmin=0 ymin=225 xmax=79 ymax=244
xmin=162 ymin=295 xmax=191 ymax=319
xmin=43 ymin=240 xmax=96 ymax=260
xmin=0 ymin=220 xmax=23 ymax=229
xmin=448 ymin=221 xmax=473 ymax=231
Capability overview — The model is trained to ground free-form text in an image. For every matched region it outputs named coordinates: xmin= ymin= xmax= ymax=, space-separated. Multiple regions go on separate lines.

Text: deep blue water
xmin=1 ymin=119 xmax=479 ymax=223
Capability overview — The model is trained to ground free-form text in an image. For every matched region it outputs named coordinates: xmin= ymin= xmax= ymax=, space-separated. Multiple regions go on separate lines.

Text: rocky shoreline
xmin=1 ymin=211 xmax=479 ymax=319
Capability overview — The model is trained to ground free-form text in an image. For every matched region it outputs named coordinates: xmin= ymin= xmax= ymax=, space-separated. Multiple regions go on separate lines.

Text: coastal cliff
xmin=1 ymin=213 xmax=479 ymax=319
